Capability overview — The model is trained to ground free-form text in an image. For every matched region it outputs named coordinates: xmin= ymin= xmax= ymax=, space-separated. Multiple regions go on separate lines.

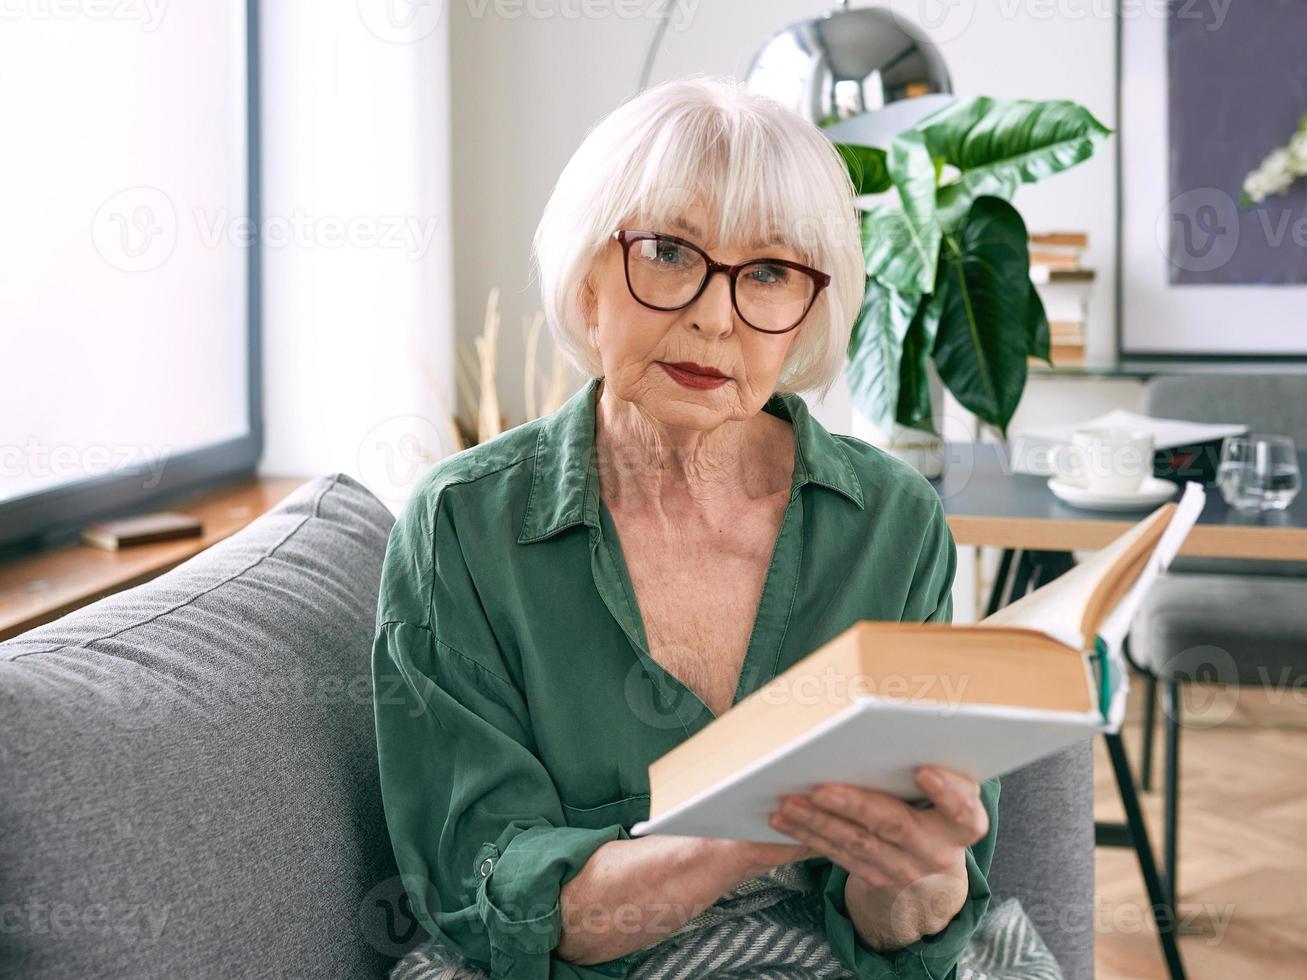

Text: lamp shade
xmin=745 ymin=4 xmax=952 ymax=146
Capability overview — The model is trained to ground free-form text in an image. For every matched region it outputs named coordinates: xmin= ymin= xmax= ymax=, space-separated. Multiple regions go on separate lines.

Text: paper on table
xmin=1010 ymin=409 xmax=1247 ymax=476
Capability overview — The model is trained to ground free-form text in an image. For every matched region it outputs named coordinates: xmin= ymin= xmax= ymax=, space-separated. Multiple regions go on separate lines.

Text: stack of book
xmin=1028 ymin=232 xmax=1094 ymax=368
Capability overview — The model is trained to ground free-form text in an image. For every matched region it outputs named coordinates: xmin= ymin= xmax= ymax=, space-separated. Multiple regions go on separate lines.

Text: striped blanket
xmin=389 ymin=862 xmax=1061 ymax=980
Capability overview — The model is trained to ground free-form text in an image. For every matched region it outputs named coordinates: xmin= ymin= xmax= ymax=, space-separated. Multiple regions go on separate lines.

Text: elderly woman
xmin=373 ymin=76 xmax=999 ymax=980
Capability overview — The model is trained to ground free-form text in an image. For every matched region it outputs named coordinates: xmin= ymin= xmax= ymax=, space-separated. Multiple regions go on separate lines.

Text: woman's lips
xmin=657 ymin=361 xmax=730 ymax=391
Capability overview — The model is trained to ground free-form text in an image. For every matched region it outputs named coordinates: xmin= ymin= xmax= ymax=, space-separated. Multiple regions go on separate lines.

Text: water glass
xmin=1216 ymin=434 xmax=1301 ymax=511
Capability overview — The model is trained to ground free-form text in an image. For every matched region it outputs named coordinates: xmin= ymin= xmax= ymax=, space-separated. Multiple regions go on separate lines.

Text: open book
xmin=629 ymin=481 xmax=1207 ymax=843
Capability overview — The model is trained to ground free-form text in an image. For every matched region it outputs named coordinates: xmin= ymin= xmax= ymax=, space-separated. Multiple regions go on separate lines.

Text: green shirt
xmin=372 ymin=376 xmax=1000 ymax=980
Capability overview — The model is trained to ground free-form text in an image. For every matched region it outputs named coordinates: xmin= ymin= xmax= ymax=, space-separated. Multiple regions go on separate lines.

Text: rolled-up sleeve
xmin=372 ymin=486 xmax=624 ymax=979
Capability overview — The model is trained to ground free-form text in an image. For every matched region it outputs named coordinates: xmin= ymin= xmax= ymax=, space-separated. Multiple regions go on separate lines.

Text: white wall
xmin=259 ymin=0 xmax=456 ymax=513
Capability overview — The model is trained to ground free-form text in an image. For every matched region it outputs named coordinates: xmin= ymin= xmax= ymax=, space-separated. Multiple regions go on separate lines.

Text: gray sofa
xmin=0 ymin=473 xmax=1094 ymax=979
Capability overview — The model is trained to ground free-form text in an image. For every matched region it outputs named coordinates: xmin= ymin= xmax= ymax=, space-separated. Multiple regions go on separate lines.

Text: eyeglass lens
xmin=626 ymin=236 xmax=816 ymax=332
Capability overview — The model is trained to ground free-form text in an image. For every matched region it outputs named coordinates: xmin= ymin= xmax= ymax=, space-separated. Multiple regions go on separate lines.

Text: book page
xmin=978 ymin=499 xmax=1179 ymax=647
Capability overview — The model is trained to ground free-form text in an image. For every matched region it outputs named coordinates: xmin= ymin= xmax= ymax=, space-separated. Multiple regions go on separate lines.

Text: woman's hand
xmin=766 ymin=765 xmax=989 ymax=951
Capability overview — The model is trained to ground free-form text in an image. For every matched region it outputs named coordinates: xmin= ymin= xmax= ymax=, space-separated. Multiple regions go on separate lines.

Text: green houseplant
xmin=829 ymin=97 xmax=1111 ymax=469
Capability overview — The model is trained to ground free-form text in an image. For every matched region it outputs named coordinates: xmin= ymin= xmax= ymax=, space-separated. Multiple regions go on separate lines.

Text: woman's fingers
xmin=808 ymin=783 xmax=926 ymax=853
xmin=913 ymin=766 xmax=989 ymax=847
xmin=768 ymin=799 xmax=914 ymax=888
xmin=769 ymin=793 xmax=923 ymax=886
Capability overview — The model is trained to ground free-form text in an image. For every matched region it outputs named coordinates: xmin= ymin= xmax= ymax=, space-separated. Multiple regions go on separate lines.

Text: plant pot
xmin=847 ymin=373 xmax=948 ymax=480
xmin=876 ymin=424 xmax=946 ymax=479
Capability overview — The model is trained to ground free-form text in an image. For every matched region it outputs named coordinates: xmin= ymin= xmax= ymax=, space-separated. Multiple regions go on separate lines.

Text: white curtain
xmin=260 ymin=0 xmax=456 ymax=514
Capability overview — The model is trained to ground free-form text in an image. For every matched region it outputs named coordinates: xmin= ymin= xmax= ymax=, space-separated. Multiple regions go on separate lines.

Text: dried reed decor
xmin=424 ymin=287 xmax=570 ymax=455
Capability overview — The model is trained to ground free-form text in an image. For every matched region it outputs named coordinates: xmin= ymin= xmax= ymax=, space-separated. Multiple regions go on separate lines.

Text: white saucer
xmin=1047 ymin=475 xmax=1179 ymax=511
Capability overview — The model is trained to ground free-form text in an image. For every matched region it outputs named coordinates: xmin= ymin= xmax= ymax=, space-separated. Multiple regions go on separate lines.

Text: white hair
xmin=530 ymin=74 xmax=866 ymax=399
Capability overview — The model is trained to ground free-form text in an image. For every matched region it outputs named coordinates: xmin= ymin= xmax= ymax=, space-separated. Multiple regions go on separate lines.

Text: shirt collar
xmin=518 ymin=376 xmax=865 ymax=545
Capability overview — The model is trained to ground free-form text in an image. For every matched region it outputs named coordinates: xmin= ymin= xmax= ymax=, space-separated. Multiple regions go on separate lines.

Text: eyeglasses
xmin=611 ymin=229 xmax=830 ymax=335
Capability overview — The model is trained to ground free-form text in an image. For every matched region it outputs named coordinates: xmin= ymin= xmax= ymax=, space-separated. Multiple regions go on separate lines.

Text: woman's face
xmin=582 ymin=200 xmax=809 ymax=431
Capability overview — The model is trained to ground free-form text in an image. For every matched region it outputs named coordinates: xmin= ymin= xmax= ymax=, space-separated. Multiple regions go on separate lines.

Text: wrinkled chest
xmin=623 ymin=536 xmax=774 ymax=718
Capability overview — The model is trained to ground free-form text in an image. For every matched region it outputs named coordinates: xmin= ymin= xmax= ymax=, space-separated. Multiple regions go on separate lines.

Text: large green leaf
xmin=1026 ymin=281 xmax=1051 ymax=366
xmin=884 ymin=128 xmax=942 ymax=291
xmin=918 ymin=97 xmax=1111 ymax=231
xmin=896 ymin=289 xmax=945 ymax=433
xmin=832 ymin=142 xmax=892 ymax=195
xmin=861 ymin=205 xmax=935 ymax=295
xmin=931 ymin=195 xmax=1034 ymax=436
xmin=846 ymin=280 xmax=921 ymax=432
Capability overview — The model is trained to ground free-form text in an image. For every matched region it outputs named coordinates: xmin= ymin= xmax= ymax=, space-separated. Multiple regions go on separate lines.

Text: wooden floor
xmin=1094 ymin=678 xmax=1307 ymax=978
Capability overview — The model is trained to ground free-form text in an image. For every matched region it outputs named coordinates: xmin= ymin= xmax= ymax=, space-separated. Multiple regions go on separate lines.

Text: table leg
xmin=984 ymin=548 xmax=1015 ymax=617
xmin=991 ymin=546 xmax=1188 ymax=980
xmin=1163 ymin=679 xmax=1181 ymax=910
xmin=1104 ymin=731 xmax=1187 ymax=980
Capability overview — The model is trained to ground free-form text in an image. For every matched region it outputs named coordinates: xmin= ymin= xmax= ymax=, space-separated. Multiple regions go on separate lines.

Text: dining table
xmin=928 ymin=440 xmax=1307 ymax=980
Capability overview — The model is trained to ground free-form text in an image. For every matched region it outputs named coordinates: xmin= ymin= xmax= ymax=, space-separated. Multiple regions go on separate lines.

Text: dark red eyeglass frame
xmin=611 ymin=229 xmax=831 ymax=335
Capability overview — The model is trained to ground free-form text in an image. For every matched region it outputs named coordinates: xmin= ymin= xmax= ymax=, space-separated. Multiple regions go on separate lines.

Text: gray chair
xmin=1132 ymin=373 xmax=1307 ymax=908
xmin=0 ymin=473 xmax=1095 ymax=980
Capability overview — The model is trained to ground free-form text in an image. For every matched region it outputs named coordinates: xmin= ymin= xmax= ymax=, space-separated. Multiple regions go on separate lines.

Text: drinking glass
xmin=1216 ymin=434 xmax=1301 ymax=511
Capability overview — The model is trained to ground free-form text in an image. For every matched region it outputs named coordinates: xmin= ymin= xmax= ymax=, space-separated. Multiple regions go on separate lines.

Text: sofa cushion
xmin=0 ymin=473 xmax=410 ymax=979
xmin=987 ymin=741 xmax=1094 ymax=980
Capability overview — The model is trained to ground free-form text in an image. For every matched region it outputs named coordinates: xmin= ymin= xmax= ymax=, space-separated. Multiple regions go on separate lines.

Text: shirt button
xmin=479 ymin=857 xmax=494 ymax=877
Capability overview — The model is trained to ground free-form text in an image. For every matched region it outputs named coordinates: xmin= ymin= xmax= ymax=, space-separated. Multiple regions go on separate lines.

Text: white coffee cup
xmin=1053 ymin=427 xmax=1155 ymax=494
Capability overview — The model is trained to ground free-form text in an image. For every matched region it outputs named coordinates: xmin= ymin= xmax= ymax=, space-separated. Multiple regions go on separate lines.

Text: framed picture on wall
xmin=1117 ymin=0 xmax=1307 ymax=357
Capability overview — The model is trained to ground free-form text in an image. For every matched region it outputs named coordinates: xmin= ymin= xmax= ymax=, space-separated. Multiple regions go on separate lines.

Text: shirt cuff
xmin=816 ymin=845 xmax=993 ymax=980
xmin=475 ymin=823 xmax=629 ymax=978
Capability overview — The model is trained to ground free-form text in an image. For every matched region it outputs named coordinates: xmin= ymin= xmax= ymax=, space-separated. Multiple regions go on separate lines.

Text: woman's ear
xmin=579 ymin=275 xmax=596 ymax=326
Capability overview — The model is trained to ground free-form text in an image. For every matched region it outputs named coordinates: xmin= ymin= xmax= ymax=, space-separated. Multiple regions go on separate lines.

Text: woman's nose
xmin=689 ymin=270 xmax=735 ymax=336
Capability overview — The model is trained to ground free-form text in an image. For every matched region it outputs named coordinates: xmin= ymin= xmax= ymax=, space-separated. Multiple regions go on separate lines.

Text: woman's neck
xmin=593 ymin=378 xmax=793 ymax=516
